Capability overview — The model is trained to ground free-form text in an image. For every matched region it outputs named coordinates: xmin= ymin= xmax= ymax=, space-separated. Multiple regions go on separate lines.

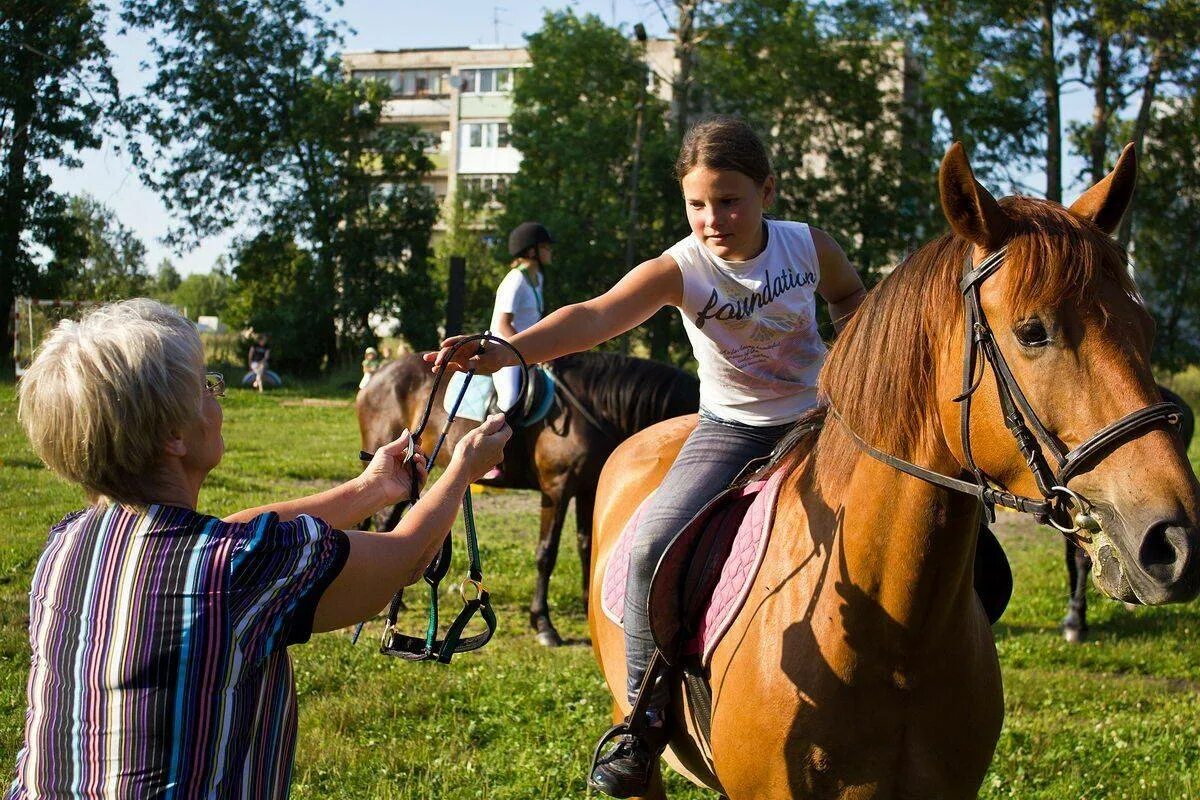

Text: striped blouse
xmin=6 ymin=503 xmax=349 ymax=799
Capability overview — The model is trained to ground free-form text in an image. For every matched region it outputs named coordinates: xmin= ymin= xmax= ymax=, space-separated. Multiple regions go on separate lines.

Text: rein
xmin=834 ymin=247 xmax=1181 ymax=535
xmin=355 ymin=334 xmax=529 ymax=663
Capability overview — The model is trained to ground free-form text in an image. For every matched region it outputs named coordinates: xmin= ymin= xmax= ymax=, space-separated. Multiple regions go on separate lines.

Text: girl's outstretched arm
xmin=812 ymin=227 xmax=866 ymax=332
xmin=430 ymin=255 xmax=683 ymax=373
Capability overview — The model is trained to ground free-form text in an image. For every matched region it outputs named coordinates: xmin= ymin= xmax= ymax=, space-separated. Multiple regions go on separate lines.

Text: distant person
xmin=483 ymin=221 xmax=552 ymax=480
xmin=360 ymin=346 xmax=381 ymax=390
xmin=248 ymin=333 xmax=271 ymax=392
xmin=9 ymin=298 xmax=510 ymax=799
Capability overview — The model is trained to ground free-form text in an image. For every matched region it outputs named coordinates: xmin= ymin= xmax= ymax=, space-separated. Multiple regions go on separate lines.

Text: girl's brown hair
xmin=674 ymin=115 xmax=772 ymax=185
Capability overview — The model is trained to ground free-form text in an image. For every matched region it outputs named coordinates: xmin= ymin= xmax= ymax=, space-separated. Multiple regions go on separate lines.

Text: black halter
xmin=354 ymin=334 xmax=530 ymax=663
xmin=835 ymin=246 xmax=1181 ymax=534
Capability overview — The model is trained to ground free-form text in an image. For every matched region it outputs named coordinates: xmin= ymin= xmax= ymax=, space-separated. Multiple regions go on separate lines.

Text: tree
xmin=1066 ymin=0 xmax=1200 ymax=247
xmin=40 ymin=193 xmax=149 ymax=301
xmin=121 ymin=0 xmax=438 ymax=360
xmin=0 ymin=0 xmax=115 ymax=353
xmin=502 ymin=10 xmax=682 ymax=359
xmin=225 ymin=231 xmax=327 ymax=373
xmin=1132 ymin=88 xmax=1200 ymax=369
xmin=152 ymin=258 xmax=182 ymax=298
xmin=172 ymin=269 xmax=233 ymax=320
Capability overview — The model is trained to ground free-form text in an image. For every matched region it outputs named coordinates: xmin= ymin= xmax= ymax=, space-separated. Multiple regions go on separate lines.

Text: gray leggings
xmin=623 ymin=411 xmax=793 ymax=707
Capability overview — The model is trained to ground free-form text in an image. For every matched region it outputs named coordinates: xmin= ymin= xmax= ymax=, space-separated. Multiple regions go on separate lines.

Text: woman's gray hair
xmin=18 ymin=298 xmax=206 ymax=504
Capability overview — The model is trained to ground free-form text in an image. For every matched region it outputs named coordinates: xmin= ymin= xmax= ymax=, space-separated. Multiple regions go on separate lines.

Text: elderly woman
xmin=8 ymin=299 xmax=509 ymax=799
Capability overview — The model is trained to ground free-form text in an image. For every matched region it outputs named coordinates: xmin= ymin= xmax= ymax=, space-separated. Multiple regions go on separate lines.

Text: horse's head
xmin=933 ymin=143 xmax=1200 ymax=604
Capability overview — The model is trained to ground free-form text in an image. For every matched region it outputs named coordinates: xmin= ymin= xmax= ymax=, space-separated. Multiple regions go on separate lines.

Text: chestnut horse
xmin=357 ymin=350 xmax=698 ymax=646
xmin=589 ymin=143 xmax=1200 ymax=798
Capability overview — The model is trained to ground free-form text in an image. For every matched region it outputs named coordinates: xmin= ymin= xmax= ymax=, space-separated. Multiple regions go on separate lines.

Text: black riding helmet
xmin=508 ymin=221 xmax=554 ymax=259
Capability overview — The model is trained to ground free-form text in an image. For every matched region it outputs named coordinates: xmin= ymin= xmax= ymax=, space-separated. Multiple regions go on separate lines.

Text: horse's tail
xmin=552 ymin=352 xmax=699 ymax=443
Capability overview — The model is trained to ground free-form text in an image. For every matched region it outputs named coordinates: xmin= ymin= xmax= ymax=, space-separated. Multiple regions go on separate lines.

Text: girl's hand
xmin=423 ymin=335 xmax=517 ymax=375
xmin=361 ymin=431 xmax=429 ymax=506
xmin=450 ymin=414 xmax=511 ymax=481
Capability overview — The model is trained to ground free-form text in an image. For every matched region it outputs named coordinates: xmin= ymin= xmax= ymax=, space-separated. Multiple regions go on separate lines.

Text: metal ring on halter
xmin=460 ymin=578 xmax=485 ymax=602
xmin=1047 ymin=485 xmax=1093 ymax=534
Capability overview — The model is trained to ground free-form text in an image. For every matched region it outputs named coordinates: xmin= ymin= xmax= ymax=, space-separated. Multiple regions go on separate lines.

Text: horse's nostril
xmin=1138 ymin=522 xmax=1192 ymax=584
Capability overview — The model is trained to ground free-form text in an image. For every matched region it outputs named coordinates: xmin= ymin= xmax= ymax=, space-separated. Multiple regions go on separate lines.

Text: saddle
xmin=443 ymin=365 xmax=555 ymax=427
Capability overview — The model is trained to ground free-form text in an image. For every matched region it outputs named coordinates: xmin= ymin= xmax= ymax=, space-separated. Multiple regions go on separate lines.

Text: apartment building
xmin=341 ymin=41 xmax=677 ymax=213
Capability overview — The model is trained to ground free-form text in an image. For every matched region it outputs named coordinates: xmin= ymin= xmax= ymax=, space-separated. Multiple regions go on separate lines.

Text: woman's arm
xmin=223 ymin=432 xmax=427 ymax=529
xmin=812 ymin=227 xmax=866 ymax=332
xmin=430 ymin=255 xmax=683 ymax=373
xmin=312 ymin=414 xmax=510 ymax=632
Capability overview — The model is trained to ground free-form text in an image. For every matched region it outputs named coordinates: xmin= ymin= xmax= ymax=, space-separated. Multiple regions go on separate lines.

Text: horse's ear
xmin=1069 ymin=143 xmax=1137 ymax=234
xmin=939 ymin=142 xmax=1013 ymax=250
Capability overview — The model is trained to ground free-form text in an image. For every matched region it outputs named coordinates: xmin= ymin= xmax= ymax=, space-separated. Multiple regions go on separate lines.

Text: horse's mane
xmin=553 ymin=351 xmax=699 ymax=441
xmin=776 ymin=196 xmax=1137 ymax=481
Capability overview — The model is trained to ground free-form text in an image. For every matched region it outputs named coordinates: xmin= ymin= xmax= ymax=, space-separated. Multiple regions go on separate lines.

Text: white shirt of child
xmin=491 ymin=268 xmax=544 ymax=334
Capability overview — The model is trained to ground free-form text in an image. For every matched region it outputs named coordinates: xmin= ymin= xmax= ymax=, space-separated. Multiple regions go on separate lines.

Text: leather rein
xmin=355 ymin=333 xmax=530 ymax=663
xmin=834 ymin=246 xmax=1181 ymax=535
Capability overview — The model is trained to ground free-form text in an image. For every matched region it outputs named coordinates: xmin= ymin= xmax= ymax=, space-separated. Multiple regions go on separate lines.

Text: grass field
xmin=2 ymin=377 xmax=1200 ymax=798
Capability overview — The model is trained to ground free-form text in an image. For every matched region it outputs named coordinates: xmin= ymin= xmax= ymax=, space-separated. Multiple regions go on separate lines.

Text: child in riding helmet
xmin=430 ymin=116 xmax=866 ymax=797
xmin=482 ymin=221 xmax=552 ymax=480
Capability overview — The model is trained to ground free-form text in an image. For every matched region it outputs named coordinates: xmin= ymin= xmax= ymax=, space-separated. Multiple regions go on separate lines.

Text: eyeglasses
xmin=204 ymin=372 xmax=226 ymax=398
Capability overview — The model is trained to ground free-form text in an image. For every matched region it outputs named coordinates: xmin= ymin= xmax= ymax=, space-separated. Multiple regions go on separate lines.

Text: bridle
xmin=354 ymin=333 xmax=529 ymax=663
xmin=834 ymin=246 xmax=1181 ymax=536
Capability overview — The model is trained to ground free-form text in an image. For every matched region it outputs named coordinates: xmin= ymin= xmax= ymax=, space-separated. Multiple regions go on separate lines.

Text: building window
xmin=352 ymin=68 xmax=449 ymax=97
xmin=461 ymin=122 xmax=512 ymax=149
xmin=459 ymin=67 xmax=515 ymax=94
xmin=459 ymin=174 xmax=510 ymax=196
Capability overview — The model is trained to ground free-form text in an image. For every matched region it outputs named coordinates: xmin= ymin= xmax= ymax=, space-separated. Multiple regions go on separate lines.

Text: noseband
xmin=835 ymin=246 xmax=1181 ymax=535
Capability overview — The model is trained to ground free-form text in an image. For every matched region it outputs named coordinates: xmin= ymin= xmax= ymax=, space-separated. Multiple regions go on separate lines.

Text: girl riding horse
xmin=432 ymin=115 xmax=867 ymax=797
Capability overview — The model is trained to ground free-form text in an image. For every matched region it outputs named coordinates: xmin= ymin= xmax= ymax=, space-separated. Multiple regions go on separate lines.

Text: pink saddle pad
xmin=601 ymin=469 xmax=784 ymax=667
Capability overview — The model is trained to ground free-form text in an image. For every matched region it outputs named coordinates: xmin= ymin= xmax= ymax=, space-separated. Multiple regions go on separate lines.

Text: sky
xmin=46 ymin=1 xmax=672 ymax=276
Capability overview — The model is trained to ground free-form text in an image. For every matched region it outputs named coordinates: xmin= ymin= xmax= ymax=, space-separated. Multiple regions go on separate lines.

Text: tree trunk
xmin=671 ymin=1 xmax=698 ymax=138
xmin=0 ymin=47 xmax=38 ymax=364
xmin=1040 ymin=0 xmax=1062 ymax=203
xmin=1116 ymin=45 xmax=1165 ymax=250
xmin=1089 ymin=30 xmax=1112 ymax=183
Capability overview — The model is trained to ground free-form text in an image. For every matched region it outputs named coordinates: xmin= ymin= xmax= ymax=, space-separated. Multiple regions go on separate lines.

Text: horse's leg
xmin=575 ymin=484 xmax=596 ymax=612
xmin=1062 ymin=539 xmax=1090 ymax=643
xmin=530 ymin=481 xmax=572 ymax=647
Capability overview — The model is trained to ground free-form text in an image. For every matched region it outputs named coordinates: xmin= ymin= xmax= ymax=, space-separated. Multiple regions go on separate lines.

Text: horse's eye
xmin=1013 ymin=318 xmax=1051 ymax=348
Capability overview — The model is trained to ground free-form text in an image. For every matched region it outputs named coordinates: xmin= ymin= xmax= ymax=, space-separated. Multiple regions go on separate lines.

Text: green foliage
xmin=172 ymin=269 xmax=234 ymax=320
xmin=225 ymin=231 xmax=330 ymax=374
xmin=151 ymin=258 xmax=182 ymax=297
xmin=1134 ymin=91 xmax=1200 ymax=369
xmin=120 ymin=0 xmax=438 ymax=362
xmin=37 ymin=193 xmax=149 ymax=301
xmin=502 ymin=11 xmax=684 ymax=358
xmin=0 ymin=0 xmax=115 ymax=353
xmin=433 ymin=190 xmax=504 ymax=335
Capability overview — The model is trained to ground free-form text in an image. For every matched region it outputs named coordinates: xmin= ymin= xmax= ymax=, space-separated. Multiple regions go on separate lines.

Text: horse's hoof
xmin=536 ymin=629 xmax=563 ymax=647
xmin=1062 ymin=625 xmax=1087 ymax=644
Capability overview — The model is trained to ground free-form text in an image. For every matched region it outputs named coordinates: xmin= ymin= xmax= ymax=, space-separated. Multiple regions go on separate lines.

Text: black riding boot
xmin=588 ymin=707 xmax=669 ymax=798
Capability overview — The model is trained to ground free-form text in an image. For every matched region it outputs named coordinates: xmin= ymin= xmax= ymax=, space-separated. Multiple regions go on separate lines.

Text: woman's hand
xmin=360 ymin=430 xmax=429 ymax=507
xmin=449 ymin=414 xmax=511 ymax=482
xmin=423 ymin=335 xmax=518 ymax=375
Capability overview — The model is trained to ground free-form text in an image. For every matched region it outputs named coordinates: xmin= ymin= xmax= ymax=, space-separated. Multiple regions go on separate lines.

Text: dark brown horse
xmin=589 ymin=143 xmax=1200 ymax=798
xmin=357 ymin=350 xmax=699 ymax=646
xmin=1062 ymin=385 xmax=1196 ymax=641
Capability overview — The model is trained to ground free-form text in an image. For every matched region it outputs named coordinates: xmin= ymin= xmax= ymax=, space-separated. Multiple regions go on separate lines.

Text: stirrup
xmin=588 ymin=649 xmax=669 ymax=779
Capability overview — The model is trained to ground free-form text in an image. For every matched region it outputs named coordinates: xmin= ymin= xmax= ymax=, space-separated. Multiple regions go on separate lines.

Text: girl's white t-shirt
xmin=491 ymin=268 xmax=544 ymax=334
xmin=666 ymin=219 xmax=826 ymax=425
